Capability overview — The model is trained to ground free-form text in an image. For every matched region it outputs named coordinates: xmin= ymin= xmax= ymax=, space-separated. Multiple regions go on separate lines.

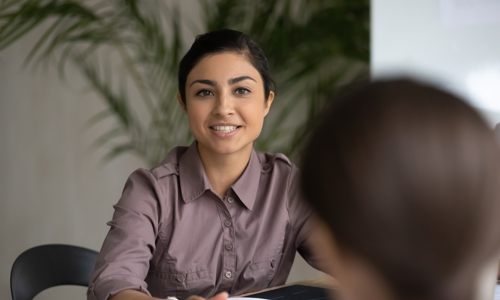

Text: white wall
xmin=0 ymin=2 xmax=320 ymax=300
xmin=0 ymin=25 xmax=147 ymax=300
xmin=371 ymin=0 xmax=500 ymax=126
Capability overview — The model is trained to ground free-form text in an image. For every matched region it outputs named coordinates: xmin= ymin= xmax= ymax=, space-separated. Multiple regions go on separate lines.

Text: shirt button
xmin=271 ymin=259 xmax=276 ymax=268
xmin=225 ymin=244 xmax=233 ymax=251
xmin=263 ymin=164 xmax=269 ymax=170
xmin=227 ymin=197 xmax=234 ymax=204
xmin=176 ymin=274 xmax=185 ymax=282
xmin=224 ymin=219 xmax=232 ymax=227
xmin=225 ymin=271 xmax=232 ymax=278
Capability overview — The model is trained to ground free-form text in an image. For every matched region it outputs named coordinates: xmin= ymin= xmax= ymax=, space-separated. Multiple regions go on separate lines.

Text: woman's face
xmin=179 ymin=52 xmax=274 ymax=156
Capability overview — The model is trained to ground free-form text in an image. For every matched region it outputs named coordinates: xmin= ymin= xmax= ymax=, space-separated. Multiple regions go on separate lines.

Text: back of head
xmin=301 ymin=79 xmax=500 ymax=300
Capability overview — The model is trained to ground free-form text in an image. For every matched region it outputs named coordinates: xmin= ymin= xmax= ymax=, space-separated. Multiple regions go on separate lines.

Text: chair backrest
xmin=10 ymin=244 xmax=98 ymax=300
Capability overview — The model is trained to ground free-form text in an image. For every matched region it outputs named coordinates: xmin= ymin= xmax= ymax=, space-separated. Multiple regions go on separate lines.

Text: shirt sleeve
xmin=87 ymin=168 xmax=163 ymax=300
xmin=287 ymin=164 xmax=326 ymax=272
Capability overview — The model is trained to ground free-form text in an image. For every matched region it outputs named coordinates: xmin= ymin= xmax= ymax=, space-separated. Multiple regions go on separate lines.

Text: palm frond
xmin=0 ymin=0 xmax=369 ymax=166
xmin=207 ymin=0 xmax=369 ymax=158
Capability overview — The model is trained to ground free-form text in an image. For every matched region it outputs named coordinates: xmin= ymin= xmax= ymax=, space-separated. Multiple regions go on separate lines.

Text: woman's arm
xmin=286 ymin=165 xmax=328 ymax=272
xmin=110 ymin=290 xmax=162 ymax=300
xmin=87 ymin=169 xmax=163 ymax=300
xmin=110 ymin=290 xmax=229 ymax=300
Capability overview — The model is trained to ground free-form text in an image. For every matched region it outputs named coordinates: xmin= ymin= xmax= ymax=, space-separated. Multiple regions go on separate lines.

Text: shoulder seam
xmin=150 ymin=163 xmax=179 ymax=180
xmin=285 ymin=163 xmax=296 ymax=222
xmin=274 ymin=153 xmax=292 ymax=167
xmin=143 ymin=168 xmax=166 ymax=238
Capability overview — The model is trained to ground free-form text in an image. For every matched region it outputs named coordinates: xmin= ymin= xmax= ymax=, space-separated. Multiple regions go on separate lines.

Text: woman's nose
xmin=213 ymin=92 xmax=234 ymax=117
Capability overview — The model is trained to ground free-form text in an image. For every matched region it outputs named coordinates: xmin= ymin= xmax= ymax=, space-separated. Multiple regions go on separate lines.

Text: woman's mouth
xmin=211 ymin=125 xmax=241 ymax=133
xmin=209 ymin=125 xmax=242 ymax=138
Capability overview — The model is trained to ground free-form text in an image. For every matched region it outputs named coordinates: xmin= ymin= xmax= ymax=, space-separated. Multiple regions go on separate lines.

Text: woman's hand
xmin=110 ymin=290 xmax=229 ymax=300
xmin=185 ymin=292 xmax=229 ymax=300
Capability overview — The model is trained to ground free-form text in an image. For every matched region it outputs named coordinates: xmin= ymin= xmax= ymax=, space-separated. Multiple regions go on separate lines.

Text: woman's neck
xmin=197 ymin=142 xmax=253 ymax=199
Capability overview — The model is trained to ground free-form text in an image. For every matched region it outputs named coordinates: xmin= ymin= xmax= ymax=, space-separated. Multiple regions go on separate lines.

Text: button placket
xmin=215 ymin=200 xmax=236 ymax=291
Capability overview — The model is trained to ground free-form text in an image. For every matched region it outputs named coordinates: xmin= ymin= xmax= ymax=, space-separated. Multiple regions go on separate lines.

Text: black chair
xmin=10 ymin=244 xmax=98 ymax=300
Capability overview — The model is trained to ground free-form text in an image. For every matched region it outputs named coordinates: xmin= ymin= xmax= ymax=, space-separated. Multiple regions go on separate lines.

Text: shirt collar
xmin=231 ymin=148 xmax=261 ymax=211
xmin=179 ymin=141 xmax=212 ymax=203
xmin=178 ymin=141 xmax=261 ymax=210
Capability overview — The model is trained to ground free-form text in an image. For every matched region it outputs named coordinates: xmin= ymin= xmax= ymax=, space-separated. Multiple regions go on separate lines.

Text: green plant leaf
xmin=0 ymin=0 xmax=369 ymax=167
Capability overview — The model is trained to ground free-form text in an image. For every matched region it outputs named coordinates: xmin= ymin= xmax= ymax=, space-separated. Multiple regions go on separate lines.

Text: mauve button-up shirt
xmin=87 ymin=141 xmax=320 ymax=300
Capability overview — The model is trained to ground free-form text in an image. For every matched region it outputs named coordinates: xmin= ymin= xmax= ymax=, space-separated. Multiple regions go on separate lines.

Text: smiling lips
xmin=209 ymin=125 xmax=242 ymax=137
xmin=212 ymin=125 xmax=239 ymax=133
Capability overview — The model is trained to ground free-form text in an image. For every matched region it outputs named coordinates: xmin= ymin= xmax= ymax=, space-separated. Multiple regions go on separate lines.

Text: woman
xmin=301 ymin=79 xmax=500 ymax=300
xmin=87 ymin=29 xmax=321 ymax=300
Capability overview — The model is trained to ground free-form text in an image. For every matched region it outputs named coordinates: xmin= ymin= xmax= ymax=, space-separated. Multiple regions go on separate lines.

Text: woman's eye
xmin=197 ymin=90 xmax=214 ymax=97
xmin=235 ymin=88 xmax=250 ymax=95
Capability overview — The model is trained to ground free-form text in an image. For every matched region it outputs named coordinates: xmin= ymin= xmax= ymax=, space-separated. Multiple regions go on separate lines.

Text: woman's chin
xmin=199 ymin=140 xmax=253 ymax=157
xmin=211 ymin=144 xmax=249 ymax=156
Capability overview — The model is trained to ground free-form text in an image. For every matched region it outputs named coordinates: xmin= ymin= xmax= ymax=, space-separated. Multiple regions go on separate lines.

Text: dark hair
xmin=301 ymin=79 xmax=500 ymax=300
xmin=178 ymin=29 xmax=275 ymax=104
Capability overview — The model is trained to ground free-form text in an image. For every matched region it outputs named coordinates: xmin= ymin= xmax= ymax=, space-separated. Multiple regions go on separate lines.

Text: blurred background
xmin=1 ymin=0 xmax=499 ymax=300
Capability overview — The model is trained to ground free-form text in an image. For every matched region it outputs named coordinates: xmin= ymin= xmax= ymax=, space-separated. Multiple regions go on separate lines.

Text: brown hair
xmin=301 ymin=79 xmax=500 ymax=300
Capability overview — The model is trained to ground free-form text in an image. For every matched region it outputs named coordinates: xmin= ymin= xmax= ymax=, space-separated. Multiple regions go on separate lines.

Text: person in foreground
xmin=301 ymin=79 xmax=500 ymax=300
xmin=87 ymin=29 xmax=322 ymax=300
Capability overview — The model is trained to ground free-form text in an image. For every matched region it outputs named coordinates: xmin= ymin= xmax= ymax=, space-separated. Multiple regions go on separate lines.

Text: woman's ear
xmin=313 ymin=220 xmax=397 ymax=300
xmin=177 ymin=93 xmax=187 ymax=112
xmin=264 ymin=91 xmax=275 ymax=117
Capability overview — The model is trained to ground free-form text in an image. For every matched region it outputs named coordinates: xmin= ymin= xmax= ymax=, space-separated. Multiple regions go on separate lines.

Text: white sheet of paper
xmin=230 ymin=298 xmax=267 ymax=300
xmin=440 ymin=0 xmax=500 ymax=27
xmin=495 ymin=285 xmax=500 ymax=300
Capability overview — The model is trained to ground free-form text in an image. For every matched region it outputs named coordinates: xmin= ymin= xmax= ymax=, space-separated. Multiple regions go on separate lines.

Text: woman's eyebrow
xmin=189 ymin=76 xmax=255 ymax=87
xmin=229 ymin=76 xmax=256 ymax=84
xmin=190 ymin=79 xmax=217 ymax=87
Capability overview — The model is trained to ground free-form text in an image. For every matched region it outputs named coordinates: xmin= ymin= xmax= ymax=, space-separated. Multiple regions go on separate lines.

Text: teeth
xmin=213 ymin=125 xmax=238 ymax=133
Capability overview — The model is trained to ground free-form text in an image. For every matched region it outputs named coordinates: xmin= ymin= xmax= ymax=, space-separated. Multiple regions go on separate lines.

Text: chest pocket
xmin=146 ymin=269 xmax=214 ymax=300
xmin=239 ymin=253 xmax=283 ymax=292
